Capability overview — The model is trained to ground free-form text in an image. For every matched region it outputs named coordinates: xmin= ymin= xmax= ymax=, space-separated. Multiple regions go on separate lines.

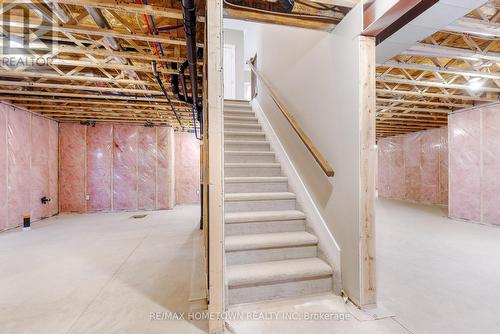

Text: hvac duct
xmin=84 ymin=6 xmax=120 ymax=51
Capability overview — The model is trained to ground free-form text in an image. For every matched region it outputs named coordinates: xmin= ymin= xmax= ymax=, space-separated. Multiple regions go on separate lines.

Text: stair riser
xmin=225 ymin=182 xmax=288 ymax=193
xmin=225 ymin=199 xmax=296 ymax=212
xmin=226 ymin=246 xmax=317 ymax=265
xmin=224 ymin=104 xmax=252 ymax=110
xmin=224 ymin=143 xmax=271 ymax=151
xmin=225 ymin=109 xmax=254 ymax=115
xmin=225 ymin=167 xmax=281 ymax=177
xmin=224 ymin=133 xmax=266 ymax=141
xmin=225 ymin=220 xmax=305 ymax=235
xmin=224 ymin=116 xmax=260 ymax=124
xmin=224 ymin=154 xmax=275 ymax=163
xmin=224 ymin=124 xmax=262 ymax=132
xmin=228 ymin=277 xmax=333 ymax=305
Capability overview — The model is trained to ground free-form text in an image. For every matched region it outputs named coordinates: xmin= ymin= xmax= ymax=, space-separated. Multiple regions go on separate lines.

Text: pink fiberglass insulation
xmin=449 ymin=110 xmax=481 ymax=222
xmin=113 ymin=125 xmax=139 ymax=210
xmin=30 ymin=115 xmax=50 ymax=220
xmin=7 ymin=108 xmax=31 ymax=228
xmin=60 ymin=123 xmax=86 ymax=213
xmin=0 ymin=103 xmax=59 ymax=231
xmin=87 ymin=124 xmax=113 ymax=211
xmin=48 ymin=121 xmax=59 ymax=216
xmin=138 ymin=127 xmax=157 ymax=210
xmin=175 ymin=131 xmax=200 ymax=204
xmin=482 ymin=107 xmax=500 ymax=225
xmin=0 ymin=106 xmax=7 ymax=231
xmin=59 ymin=124 xmax=176 ymax=213
xmin=378 ymin=127 xmax=448 ymax=206
xmin=157 ymin=126 xmax=175 ymax=209
xmin=449 ymin=103 xmax=500 ymax=226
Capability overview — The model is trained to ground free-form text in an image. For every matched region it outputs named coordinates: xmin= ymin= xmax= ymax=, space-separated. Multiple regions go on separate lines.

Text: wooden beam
xmin=47 ymin=0 xmax=204 ymax=21
xmin=0 ymin=70 xmax=155 ymax=86
xmin=0 ymin=79 xmax=163 ymax=95
xmin=207 ymin=0 xmax=225 ymax=332
xmin=376 ymin=89 xmax=497 ymax=102
xmin=376 ymin=98 xmax=471 ymax=108
xmin=0 ymin=89 xmax=192 ymax=103
xmin=1 ymin=20 xmax=204 ymax=47
xmin=359 ymin=35 xmax=376 ymax=307
xmin=223 ymin=7 xmax=336 ymax=31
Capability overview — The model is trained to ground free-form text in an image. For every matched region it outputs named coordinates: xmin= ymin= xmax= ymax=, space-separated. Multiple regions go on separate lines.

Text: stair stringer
xmin=251 ymin=98 xmax=342 ymax=294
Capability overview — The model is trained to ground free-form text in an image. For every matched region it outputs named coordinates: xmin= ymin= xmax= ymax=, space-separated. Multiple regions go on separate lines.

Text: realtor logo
xmin=0 ymin=0 xmax=56 ymax=67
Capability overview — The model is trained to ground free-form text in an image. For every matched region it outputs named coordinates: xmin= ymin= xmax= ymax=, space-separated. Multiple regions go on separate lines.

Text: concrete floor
xmin=377 ymin=198 xmax=500 ymax=334
xmin=3 ymin=199 xmax=499 ymax=334
xmin=0 ymin=205 xmax=207 ymax=334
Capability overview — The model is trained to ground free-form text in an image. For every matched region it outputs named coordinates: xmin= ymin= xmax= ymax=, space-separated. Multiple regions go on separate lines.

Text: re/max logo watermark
xmin=1 ymin=1 xmax=58 ymax=67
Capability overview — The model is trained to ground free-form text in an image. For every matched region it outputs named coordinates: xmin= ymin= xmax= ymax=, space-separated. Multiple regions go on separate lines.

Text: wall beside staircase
xmin=251 ymin=3 xmax=376 ymax=306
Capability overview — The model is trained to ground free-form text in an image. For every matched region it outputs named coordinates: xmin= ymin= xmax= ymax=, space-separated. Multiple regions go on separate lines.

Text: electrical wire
xmin=223 ymin=0 xmax=340 ymax=21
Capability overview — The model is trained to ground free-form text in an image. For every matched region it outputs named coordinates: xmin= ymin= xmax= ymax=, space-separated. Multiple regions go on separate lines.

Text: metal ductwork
xmin=85 ymin=6 xmax=120 ymax=51
xmin=42 ymin=0 xmax=69 ymax=24
xmin=181 ymin=0 xmax=200 ymax=117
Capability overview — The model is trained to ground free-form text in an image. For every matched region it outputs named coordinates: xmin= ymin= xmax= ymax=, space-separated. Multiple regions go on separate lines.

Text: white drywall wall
xmin=252 ymin=5 xmax=369 ymax=305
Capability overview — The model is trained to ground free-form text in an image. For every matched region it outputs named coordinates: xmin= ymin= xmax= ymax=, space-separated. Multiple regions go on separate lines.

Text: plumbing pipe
xmin=152 ymin=61 xmax=183 ymax=128
xmin=181 ymin=0 xmax=200 ymax=115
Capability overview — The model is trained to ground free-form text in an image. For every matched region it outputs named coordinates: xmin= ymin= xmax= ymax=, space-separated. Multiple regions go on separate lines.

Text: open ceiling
xmin=376 ymin=1 xmax=500 ymax=139
xmin=0 ymin=0 xmax=206 ymax=129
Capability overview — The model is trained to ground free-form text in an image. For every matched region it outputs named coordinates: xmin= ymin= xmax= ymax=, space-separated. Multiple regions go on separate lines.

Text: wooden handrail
xmin=247 ymin=59 xmax=335 ymax=177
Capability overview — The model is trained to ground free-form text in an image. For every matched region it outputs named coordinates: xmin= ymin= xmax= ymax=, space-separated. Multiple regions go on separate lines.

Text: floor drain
xmin=131 ymin=214 xmax=147 ymax=219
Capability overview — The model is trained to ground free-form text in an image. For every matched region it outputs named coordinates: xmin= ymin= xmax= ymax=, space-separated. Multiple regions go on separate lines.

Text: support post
xmin=207 ymin=0 xmax=225 ymax=332
xmin=359 ymin=35 xmax=377 ymax=307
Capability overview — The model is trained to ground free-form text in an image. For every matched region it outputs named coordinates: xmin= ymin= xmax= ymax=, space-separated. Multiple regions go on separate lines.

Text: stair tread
xmin=224 ymin=131 xmax=265 ymax=136
xmin=226 ymin=231 xmax=316 ymax=251
xmin=225 ymin=210 xmax=305 ymax=223
xmin=224 ymin=176 xmax=287 ymax=183
xmin=224 ymin=140 xmax=269 ymax=145
xmin=225 ymin=192 xmax=295 ymax=201
xmin=225 ymin=151 xmax=273 ymax=155
xmin=225 ymin=162 xmax=280 ymax=168
xmin=227 ymin=258 xmax=332 ymax=287
xmin=224 ymin=120 xmax=261 ymax=124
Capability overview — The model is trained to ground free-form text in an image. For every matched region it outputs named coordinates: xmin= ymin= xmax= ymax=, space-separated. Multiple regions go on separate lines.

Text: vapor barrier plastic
xmin=113 ymin=125 xmax=139 ymax=211
xmin=449 ymin=103 xmax=500 ymax=226
xmin=60 ymin=123 xmax=86 ymax=213
xmin=87 ymin=124 xmax=113 ymax=211
xmin=0 ymin=103 xmax=59 ymax=231
xmin=378 ymin=127 xmax=448 ymax=206
xmin=175 ymin=131 xmax=200 ymax=204
xmin=59 ymin=124 xmax=179 ymax=213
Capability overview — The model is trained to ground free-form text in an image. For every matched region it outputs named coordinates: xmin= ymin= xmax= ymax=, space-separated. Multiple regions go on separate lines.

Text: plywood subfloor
xmin=377 ymin=198 xmax=500 ymax=334
xmin=0 ymin=206 xmax=207 ymax=334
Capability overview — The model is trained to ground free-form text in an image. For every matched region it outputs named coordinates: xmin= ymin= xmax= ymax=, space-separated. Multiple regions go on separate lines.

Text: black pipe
xmin=278 ymin=0 xmax=295 ymax=12
xmin=152 ymin=61 xmax=183 ymax=128
xmin=181 ymin=0 xmax=200 ymax=116
xmin=179 ymin=60 xmax=191 ymax=103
